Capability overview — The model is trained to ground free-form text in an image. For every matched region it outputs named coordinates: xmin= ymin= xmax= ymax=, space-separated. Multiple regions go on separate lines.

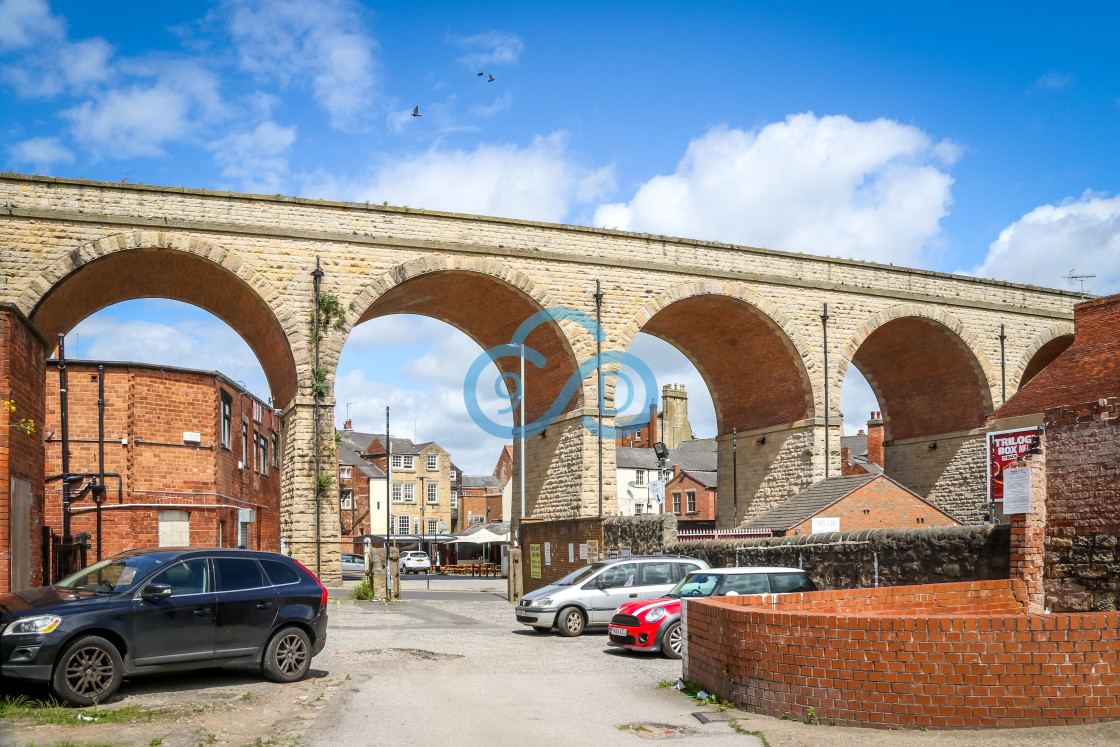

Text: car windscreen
xmin=554 ymin=563 xmax=607 ymax=586
xmin=56 ymin=554 xmax=171 ymax=594
xmin=666 ymin=571 xmax=725 ymax=598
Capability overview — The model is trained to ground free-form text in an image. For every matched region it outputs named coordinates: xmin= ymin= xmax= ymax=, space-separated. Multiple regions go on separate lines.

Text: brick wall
xmin=1044 ymin=397 xmax=1120 ymax=612
xmin=784 ymin=476 xmax=960 ymax=535
xmin=519 ymin=517 xmax=605 ymax=592
xmin=684 ymin=579 xmax=1120 ymax=729
xmin=457 ymin=489 xmax=502 ymax=531
xmin=0 ymin=306 xmax=47 ymax=591
xmin=42 ymin=362 xmax=281 ymax=559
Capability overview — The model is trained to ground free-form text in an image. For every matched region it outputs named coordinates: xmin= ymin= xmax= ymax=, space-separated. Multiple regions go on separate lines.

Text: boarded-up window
xmin=9 ymin=478 xmax=31 ymax=591
xmin=158 ymin=510 xmax=190 ymax=546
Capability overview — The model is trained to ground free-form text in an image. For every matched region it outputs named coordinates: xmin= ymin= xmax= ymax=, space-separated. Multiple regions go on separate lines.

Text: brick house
xmin=337 ymin=428 xmax=387 ymax=538
xmin=457 ymin=474 xmax=502 ymax=531
xmin=616 ymin=438 xmax=717 ymax=516
xmin=1 ymin=305 xmax=48 ymax=592
xmin=841 ymin=412 xmax=885 ymax=476
xmin=344 ymin=431 xmax=454 ymax=538
xmin=744 ymin=473 xmax=960 ymax=536
xmin=42 ymin=360 xmax=282 ymax=566
xmin=666 ymin=466 xmax=717 ymax=529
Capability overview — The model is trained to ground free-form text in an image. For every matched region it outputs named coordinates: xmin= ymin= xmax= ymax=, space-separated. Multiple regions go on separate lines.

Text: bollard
xmin=508 ymin=547 xmax=523 ymax=604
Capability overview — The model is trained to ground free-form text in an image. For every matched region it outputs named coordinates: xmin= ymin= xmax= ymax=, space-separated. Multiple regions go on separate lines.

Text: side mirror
xmin=141 ymin=583 xmax=172 ymax=600
xmin=595 ymin=578 xmax=607 ymax=590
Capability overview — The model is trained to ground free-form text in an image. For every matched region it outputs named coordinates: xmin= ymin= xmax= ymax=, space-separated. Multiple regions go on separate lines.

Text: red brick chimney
xmin=866 ymin=411 xmax=884 ymax=468
xmin=343 ymin=419 xmax=352 ymax=431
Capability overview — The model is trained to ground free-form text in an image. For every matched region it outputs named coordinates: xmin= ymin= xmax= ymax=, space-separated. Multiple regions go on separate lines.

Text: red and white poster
xmin=987 ymin=427 xmax=1040 ymax=502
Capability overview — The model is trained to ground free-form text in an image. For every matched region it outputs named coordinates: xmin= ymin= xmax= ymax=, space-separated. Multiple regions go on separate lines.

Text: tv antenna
xmin=1063 ymin=269 xmax=1095 ymax=298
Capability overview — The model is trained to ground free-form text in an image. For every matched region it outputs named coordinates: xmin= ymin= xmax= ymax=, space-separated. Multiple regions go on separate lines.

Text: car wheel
xmin=557 ymin=607 xmax=585 ymax=637
xmin=51 ymin=635 xmax=124 ymax=706
xmin=262 ymin=626 xmax=312 ymax=683
xmin=661 ymin=621 xmax=683 ymax=659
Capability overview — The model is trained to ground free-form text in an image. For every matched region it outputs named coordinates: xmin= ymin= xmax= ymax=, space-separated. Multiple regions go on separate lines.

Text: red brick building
xmin=665 ymin=466 xmax=717 ymax=529
xmin=1 ymin=305 xmax=48 ymax=591
xmin=457 ymin=475 xmax=503 ymax=531
xmin=744 ymin=473 xmax=960 ymax=536
xmin=43 ymin=361 xmax=282 ymax=563
xmin=841 ymin=412 xmax=885 ymax=476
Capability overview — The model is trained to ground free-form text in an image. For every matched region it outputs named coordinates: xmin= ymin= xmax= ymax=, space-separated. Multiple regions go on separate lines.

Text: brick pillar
xmin=1008 ymin=441 xmax=1047 ymax=613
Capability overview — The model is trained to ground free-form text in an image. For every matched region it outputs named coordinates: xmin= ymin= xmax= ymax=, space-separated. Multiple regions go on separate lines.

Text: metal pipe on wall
xmin=58 ymin=334 xmax=71 ymax=541
xmin=311 ymin=257 xmax=323 ymax=576
xmin=821 ymin=304 xmax=830 ymax=478
xmin=97 ymin=364 xmax=105 ymax=561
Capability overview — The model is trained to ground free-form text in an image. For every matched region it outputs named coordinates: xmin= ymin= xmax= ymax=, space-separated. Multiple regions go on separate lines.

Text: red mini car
xmin=607 ymin=566 xmax=816 ymax=658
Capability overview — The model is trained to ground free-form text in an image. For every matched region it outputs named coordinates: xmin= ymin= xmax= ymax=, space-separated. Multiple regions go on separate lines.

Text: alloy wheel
xmin=275 ymin=632 xmax=309 ymax=676
xmin=64 ymin=645 xmax=116 ymax=699
xmin=668 ymin=624 xmax=683 ymax=655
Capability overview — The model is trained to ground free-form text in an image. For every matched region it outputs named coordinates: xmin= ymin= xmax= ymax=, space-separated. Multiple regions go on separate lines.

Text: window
xmin=640 ymin=562 xmax=676 ymax=585
xmin=427 ymin=482 xmax=438 ymax=504
xmin=634 ymin=504 xmax=644 ymax=515
xmin=340 ymin=467 xmax=352 ymax=480
xmin=635 ymin=470 xmax=646 ymax=486
xmin=427 ymin=519 xmax=438 ymax=534
xmin=391 ymin=454 xmax=402 ymax=469
xmin=596 ymin=563 xmax=638 ymax=589
xmin=768 ymin=573 xmax=817 ymax=594
xmin=672 ymin=492 xmax=682 ymax=514
xmin=258 ymin=434 xmax=268 ymax=475
xmin=402 ymin=455 xmax=414 ymax=470
xmin=220 ymin=392 xmax=232 ymax=450
xmin=158 ymin=509 xmax=190 ymax=546
xmin=413 ymin=517 xmax=421 ymax=534
xmin=340 ymin=489 xmax=353 ymax=510
xmin=391 ymin=482 xmax=403 ymax=502
xmin=261 ymin=559 xmax=300 ymax=586
xmin=253 ymin=430 xmax=261 ymax=472
xmin=427 ymin=453 xmax=438 ymax=470
xmin=214 ymin=557 xmax=264 ymax=591
xmin=272 ymin=433 xmax=280 ymax=468
xmin=404 ymin=483 xmax=415 ymax=503
xmin=686 ymin=491 xmax=696 ymax=513
xmin=149 ymin=559 xmax=209 ymax=596
xmin=450 ymin=489 xmax=458 ymax=508
xmin=723 ymin=573 xmax=770 ymax=595
xmin=241 ymin=422 xmax=248 ymax=466
xmin=469 ymin=515 xmax=483 ymax=525
xmin=396 ymin=515 xmax=410 ymax=534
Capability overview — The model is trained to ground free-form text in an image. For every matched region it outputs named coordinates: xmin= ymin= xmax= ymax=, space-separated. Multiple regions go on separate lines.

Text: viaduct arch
xmin=0 ymin=174 xmax=1084 ymax=581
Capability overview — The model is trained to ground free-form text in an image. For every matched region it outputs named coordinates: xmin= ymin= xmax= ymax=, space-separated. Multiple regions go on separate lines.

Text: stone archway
xmin=1012 ymin=323 xmax=1075 ymax=390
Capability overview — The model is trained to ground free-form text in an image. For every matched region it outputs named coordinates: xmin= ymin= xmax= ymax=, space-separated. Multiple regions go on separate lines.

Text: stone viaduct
xmin=0 ymin=174 xmax=1079 ymax=582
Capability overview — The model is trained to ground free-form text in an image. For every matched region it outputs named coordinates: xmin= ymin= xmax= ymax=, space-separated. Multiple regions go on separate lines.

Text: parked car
xmin=0 ymin=547 xmax=329 ymax=706
xmin=399 ymin=551 xmax=431 ymax=574
xmin=341 ymin=553 xmax=366 ymax=577
xmin=515 ymin=555 xmax=709 ymax=636
xmin=608 ymin=566 xmax=817 ymax=659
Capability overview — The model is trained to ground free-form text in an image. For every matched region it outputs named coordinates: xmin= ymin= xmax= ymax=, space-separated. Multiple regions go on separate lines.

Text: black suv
xmin=0 ymin=547 xmax=329 ymax=705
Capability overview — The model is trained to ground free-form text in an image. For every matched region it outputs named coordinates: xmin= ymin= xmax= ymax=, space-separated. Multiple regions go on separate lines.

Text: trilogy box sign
xmin=987 ymin=427 xmax=1041 ymax=502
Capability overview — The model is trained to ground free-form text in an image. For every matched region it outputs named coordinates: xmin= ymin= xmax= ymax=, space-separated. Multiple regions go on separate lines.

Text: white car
xmin=399 ymin=551 xmax=431 ymax=574
xmin=341 ymin=553 xmax=365 ymax=576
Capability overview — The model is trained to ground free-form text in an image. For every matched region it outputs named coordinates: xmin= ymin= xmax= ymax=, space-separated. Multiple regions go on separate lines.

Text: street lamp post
xmin=418 ymin=475 xmax=430 ymax=590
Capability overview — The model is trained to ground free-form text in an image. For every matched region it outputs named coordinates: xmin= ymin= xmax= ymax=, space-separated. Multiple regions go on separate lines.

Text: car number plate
xmin=610 ymin=626 xmax=627 ymax=636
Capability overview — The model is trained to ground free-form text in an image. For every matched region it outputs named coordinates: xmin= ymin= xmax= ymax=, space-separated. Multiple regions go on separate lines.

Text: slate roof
xmin=337 ymin=438 xmax=386 ymax=479
xmin=458 ymin=520 xmax=510 ymax=538
xmin=344 ymin=431 xmax=422 ymax=455
xmin=462 ymin=475 xmax=501 ymax=490
xmin=841 ymin=433 xmax=868 ymax=459
xmin=744 ymin=473 xmax=879 ymax=531
xmin=615 ymin=438 xmax=718 ymax=472
xmin=683 ymin=470 xmax=718 ymax=489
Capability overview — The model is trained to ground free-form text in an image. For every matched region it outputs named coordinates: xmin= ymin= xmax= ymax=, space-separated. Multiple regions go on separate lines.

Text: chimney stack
xmin=343 ymin=419 xmax=352 ymax=431
xmin=866 ymin=411 xmax=884 ymax=468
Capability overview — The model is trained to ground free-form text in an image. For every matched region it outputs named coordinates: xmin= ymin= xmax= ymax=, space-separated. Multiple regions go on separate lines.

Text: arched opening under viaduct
xmin=1019 ymin=334 xmax=1074 ymax=388
xmin=22 ymin=247 xmax=297 ymax=575
xmin=337 ymin=269 xmax=585 ymax=541
xmin=847 ymin=316 xmax=994 ymax=522
xmin=633 ymin=293 xmax=815 ymax=528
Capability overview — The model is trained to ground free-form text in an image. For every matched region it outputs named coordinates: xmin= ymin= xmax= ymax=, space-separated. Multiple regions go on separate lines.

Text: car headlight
xmin=3 ymin=615 xmax=62 ymax=636
xmin=531 ymin=598 xmax=553 ymax=608
xmin=644 ymin=607 xmax=667 ymax=623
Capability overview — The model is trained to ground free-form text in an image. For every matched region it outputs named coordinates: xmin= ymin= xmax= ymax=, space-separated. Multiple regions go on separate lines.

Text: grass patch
xmin=0 ymin=695 xmax=158 ymax=726
xmin=730 ymin=722 xmax=771 ymax=746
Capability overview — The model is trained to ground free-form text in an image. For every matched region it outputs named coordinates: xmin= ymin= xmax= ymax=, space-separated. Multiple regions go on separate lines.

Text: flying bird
xmin=477 ymin=72 xmax=484 ymax=76
xmin=411 ymin=106 xmax=421 ymax=117
xmin=488 ymin=74 xmax=495 ymax=82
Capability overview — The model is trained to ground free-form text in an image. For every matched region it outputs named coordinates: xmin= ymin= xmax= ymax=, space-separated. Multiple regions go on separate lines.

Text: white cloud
xmin=471 ymin=90 xmax=513 ymax=117
xmin=225 ymin=0 xmax=378 ymax=130
xmin=969 ymin=191 xmax=1120 ymax=295
xmin=208 ymin=120 xmax=297 ymax=193
xmin=0 ymin=0 xmax=63 ymax=50
xmin=1034 ymin=71 xmax=1075 ymax=91
xmin=593 ymin=113 xmax=958 ymax=265
xmin=302 ymin=132 xmax=615 ymax=222
xmin=840 ymin=366 xmax=880 ymax=436
xmin=452 ymin=31 xmax=523 ymax=69
xmin=7 ymin=136 xmax=74 ymax=170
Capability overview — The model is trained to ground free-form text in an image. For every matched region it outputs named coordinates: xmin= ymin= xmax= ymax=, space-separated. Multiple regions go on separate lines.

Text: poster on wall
xmin=529 ymin=544 xmax=542 ymax=579
xmin=811 ymin=517 xmax=840 ymax=534
xmin=587 ymin=540 xmax=599 ymax=563
xmin=1002 ymin=467 xmax=1032 ymax=514
xmin=544 ymin=542 xmax=552 ymax=566
xmin=987 ymin=427 xmax=1041 ymax=502
xmin=568 ymin=543 xmax=574 ymax=563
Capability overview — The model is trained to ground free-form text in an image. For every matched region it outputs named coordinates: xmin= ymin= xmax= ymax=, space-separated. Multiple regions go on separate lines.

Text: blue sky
xmin=5 ymin=1 xmax=1118 ymax=472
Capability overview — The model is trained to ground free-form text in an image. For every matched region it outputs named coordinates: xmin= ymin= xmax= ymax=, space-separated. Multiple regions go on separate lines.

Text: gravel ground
xmin=4 ymin=580 xmax=1120 ymax=746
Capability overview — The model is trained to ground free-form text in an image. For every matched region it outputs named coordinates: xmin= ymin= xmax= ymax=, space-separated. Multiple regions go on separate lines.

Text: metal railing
xmin=676 ymin=527 xmax=773 ymax=541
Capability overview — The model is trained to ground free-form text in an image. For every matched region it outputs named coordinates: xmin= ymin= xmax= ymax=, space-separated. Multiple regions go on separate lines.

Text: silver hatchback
xmin=515 ymin=555 xmax=709 ymax=636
